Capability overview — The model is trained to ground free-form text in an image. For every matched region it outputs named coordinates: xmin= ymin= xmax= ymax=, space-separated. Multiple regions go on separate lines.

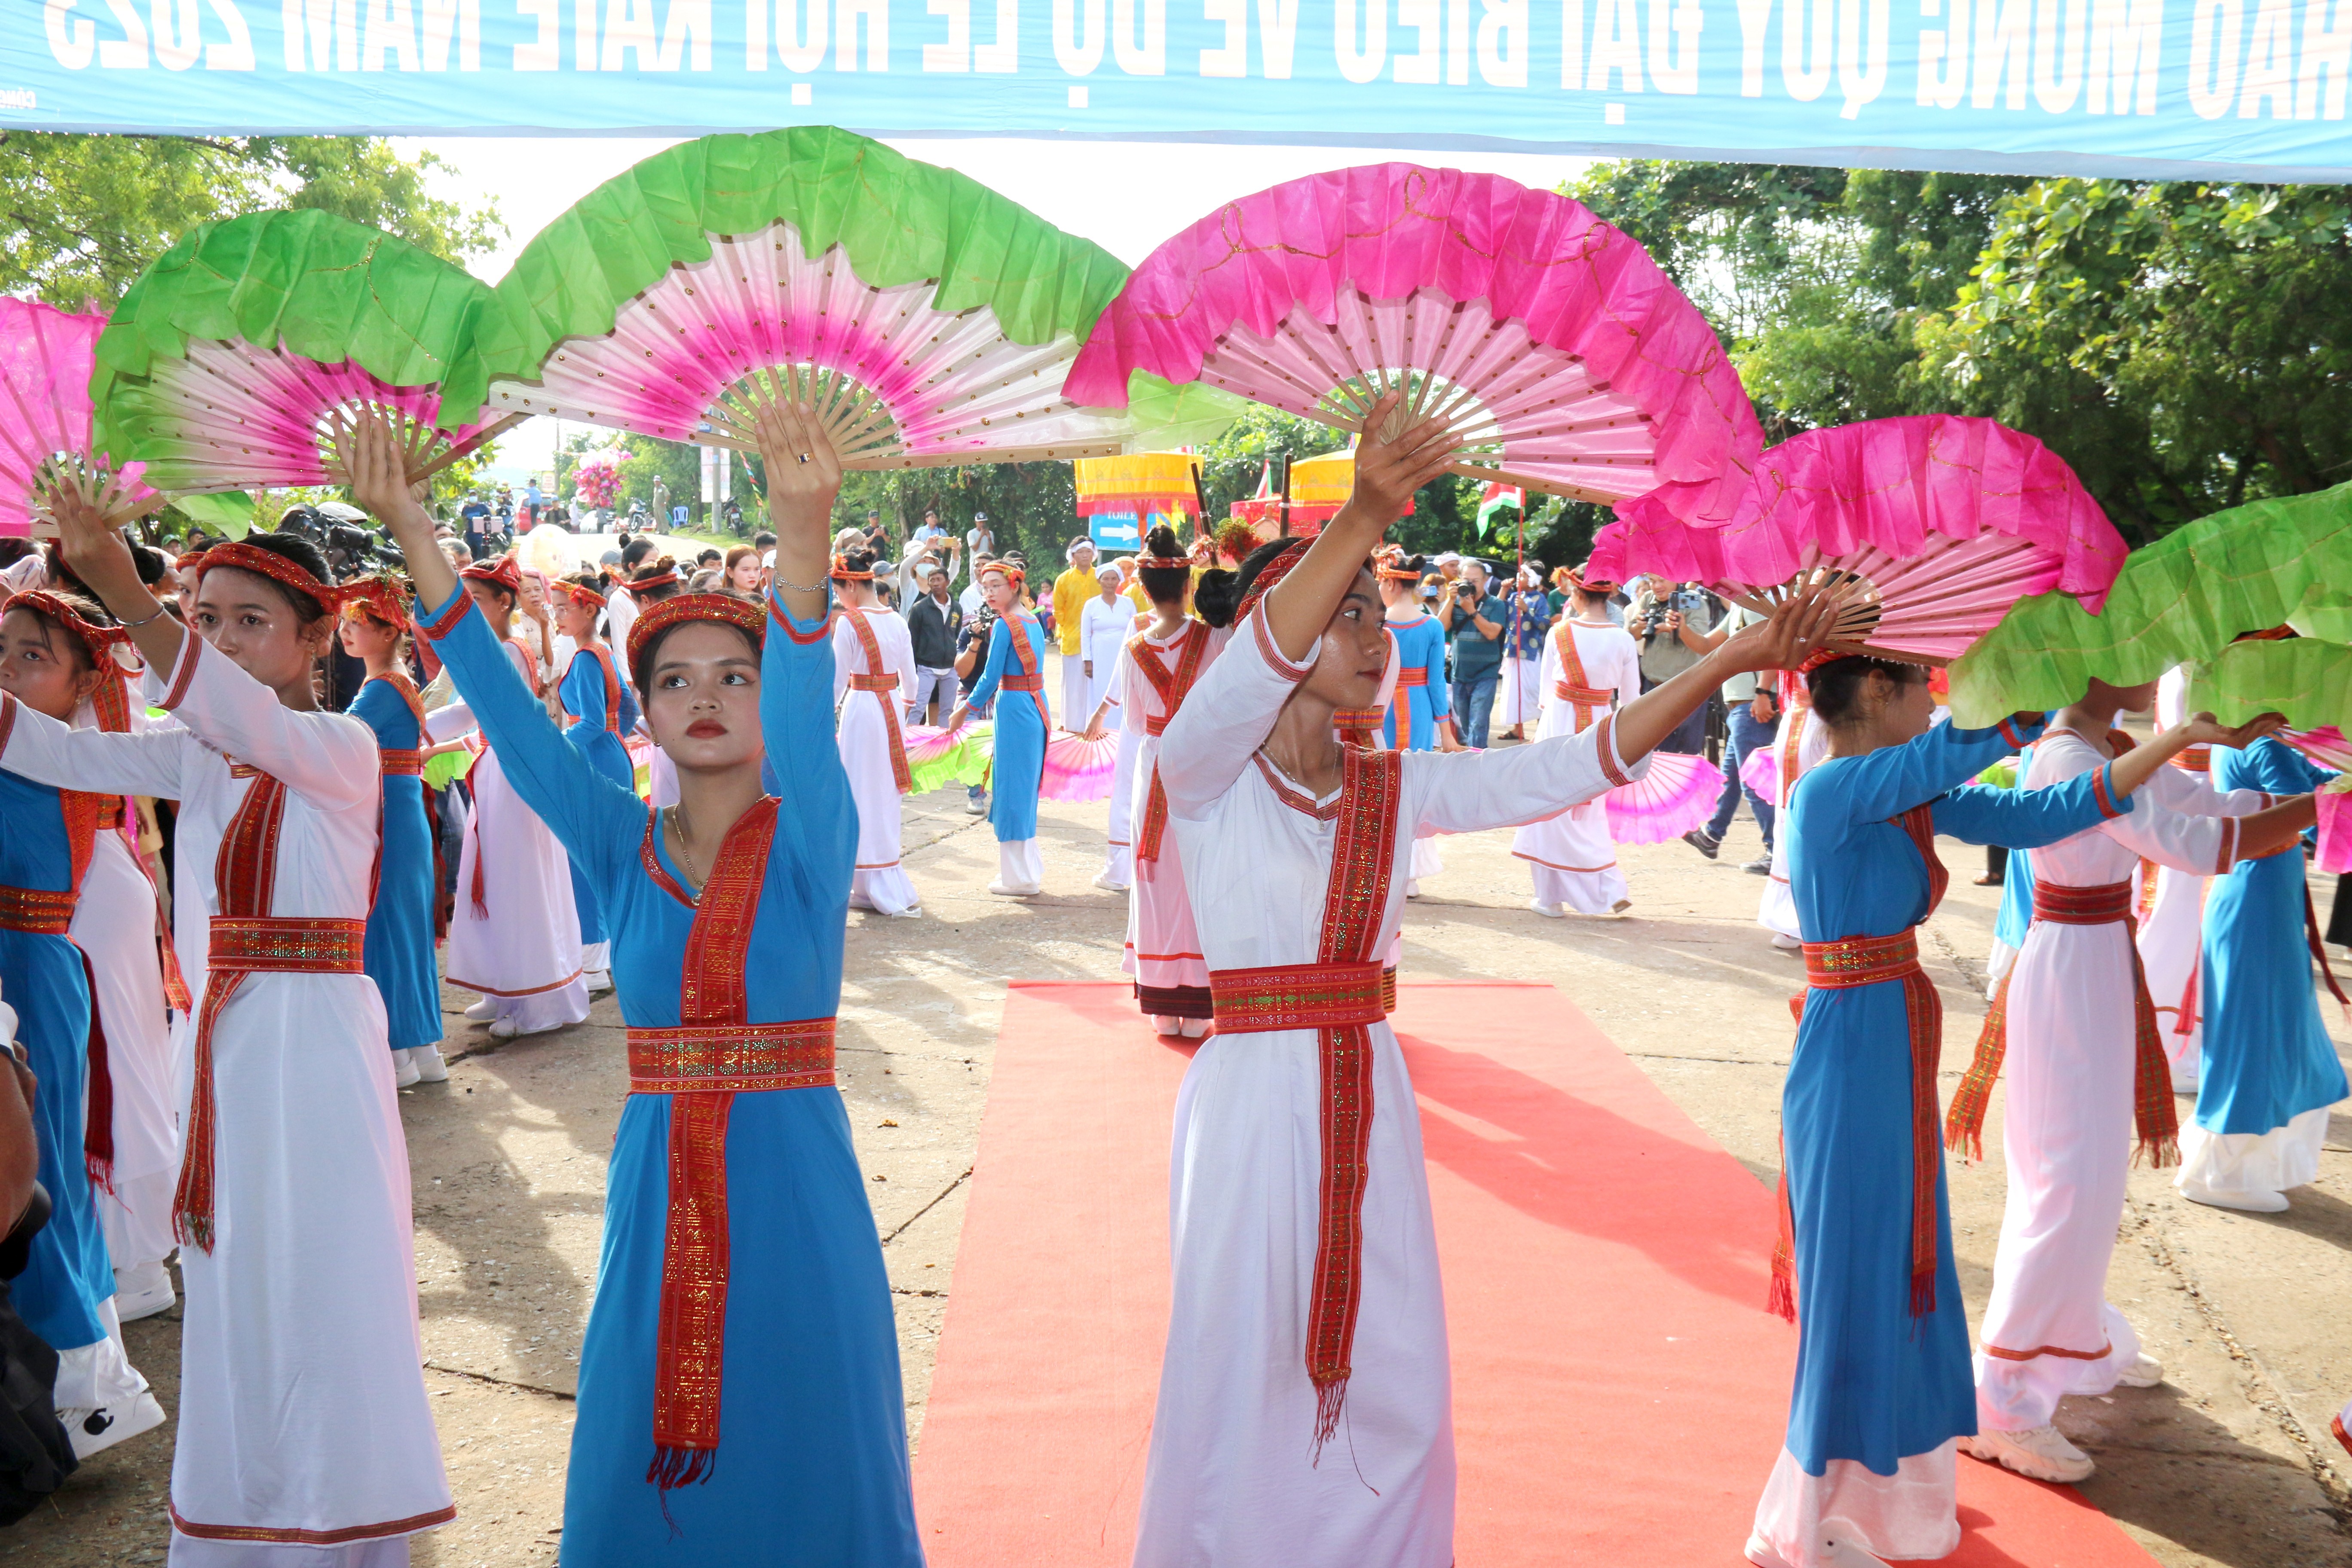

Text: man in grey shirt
xmin=1625 ymin=575 xmax=1718 ymax=755
xmin=1681 ymin=603 xmax=1779 ymax=870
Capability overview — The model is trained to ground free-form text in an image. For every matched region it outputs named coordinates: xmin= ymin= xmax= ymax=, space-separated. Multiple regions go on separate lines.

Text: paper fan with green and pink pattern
xmin=93 ymin=208 xmax=511 ymax=497
xmin=0 ymin=298 xmax=159 ymax=537
xmin=459 ymin=129 xmax=1229 ymax=469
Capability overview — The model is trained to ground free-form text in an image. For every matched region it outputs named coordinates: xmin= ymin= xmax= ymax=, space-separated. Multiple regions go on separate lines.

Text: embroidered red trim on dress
xmin=162 ymin=632 xmax=204 ymax=709
xmin=0 ymin=885 xmax=76 ymax=934
xmin=380 ymin=749 xmax=423 ymax=776
xmin=418 ymin=592 xmax=473 ymax=642
xmin=0 ymin=692 xmax=15 ymax=755
xmin=766 ymin=592 xmax=830 ymax=645
xmin=1997 ymin=716 xmax=2030 ymax=749
xmin=443 ymin=968 xmax=583 ymax=998
xmin=1982 ymin=1339 xmax=2116 ymax=1363
xmin=627 ymin=1019 xmax=835 ymax=1094
xmin=1251 ymin=753 xmax=1341 ymax=821
xmin=1594 ymin=713 xmax=1631 ymax=789
xmin=2216 ymin=818 xmax=2239 ymax=876
xmin=1250 ymin=606 xmax=1312 ymax=683
xmin=1210 ymin=961 xmax=1386 ymax=1033
xmin=1135 ymin=622 xmax=1213 ymax=861
xmin=169 ymin=1503 xmax=457 ymax=1545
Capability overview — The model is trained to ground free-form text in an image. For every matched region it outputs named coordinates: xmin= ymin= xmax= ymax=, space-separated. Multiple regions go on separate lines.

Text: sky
xmin=393 ymin=136 xmax=1594 ymax=481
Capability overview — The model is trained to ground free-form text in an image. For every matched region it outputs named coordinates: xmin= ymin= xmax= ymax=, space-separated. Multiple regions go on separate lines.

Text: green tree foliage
xmin=1567 ymin=160 xmax=2352 ymax=544
xmin=0 ymin=132 xmax=502 ymax=310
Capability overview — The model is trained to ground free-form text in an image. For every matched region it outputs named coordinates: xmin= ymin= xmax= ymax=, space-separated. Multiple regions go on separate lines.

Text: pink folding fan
xmin=1041 ymin=731 xmax=1121 ymax=803
xmin=1604 ymin=749 xmax=1720 ymax=845
xmin=1064 ymin=164 xmax=1763 ymax=521
xmin=1589 ymin=415 xmax=2126 ymax=666
xmin=0 ymin=299 xmax=159 ymax=537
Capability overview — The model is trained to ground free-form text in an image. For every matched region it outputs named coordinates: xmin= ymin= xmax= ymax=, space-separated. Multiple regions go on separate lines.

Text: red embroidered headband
xmin=554 ymin=578 xmax=608 ymax=611
xmin=628 ymin=567 xmax=680 ymax=595
xmin=339 ymin=573 xmax=412 ymax=629
xmin=829 ymin=555 xmax=874 ymax=583
xmin=190 ymin=540 xmax=342 ymax=616
xmin=1137 ymin=555 xmax=1190 ymax=569
xmin=1234 ymin=538 xmax=1310 ymax=623
xmin=3 ymin=588 xmax=130 ymax=663
xmin=1563 ymin=562 xmax=1617 ymax=595
xmin=459 ymin=555 xmax=524 ymax=595
xmin=625 ymin=591 xmax=767 ymax=671
xmin=979 ymin=561 xmax=1025 ymax=592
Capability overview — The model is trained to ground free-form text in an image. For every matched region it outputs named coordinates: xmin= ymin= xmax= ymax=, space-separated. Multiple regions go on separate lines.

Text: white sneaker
xmin=1153 ymin=1016 xmax=1185 ymax=1037
xmin=885 ymin=905 xmax=922 ymax=919
xmin=61 ymin=1388 xmax=167 ymax=1461
xmin=489 ymin=1017 xmax=558 ymax=1041
xmin=1178 ymin=1017 xmax=1210 ymax=1038
xmin=1528 ymin=899 xmax=1565 ymax=918
xmin=463 ymin=997 xmax=499 ymax=1022
xmin=2113 ymin=1351 xmax=2164 ymax=1388
xmin=410 ymin=1045 xmax=450 ymax=1084
xmin=392 ymin=1048 xmax=421 ymax=1089
xmin=2178 ymin=1176 xmax=2290 ymax=1213
xmin=1961 ymin=1423 xmax=2094 ymax=1483
xmin=112 ymin=1261 xmax=175 ymax=1324
xmin=986 ymin=880 xmax=1039 ymax=897
xmin=1771 ymin=932 xmax=1804 ymax=951
xmin=585 ymin=970 xmax=614 ymax=995
xmin=1092 ymin=873 xmax=1129 ymax=892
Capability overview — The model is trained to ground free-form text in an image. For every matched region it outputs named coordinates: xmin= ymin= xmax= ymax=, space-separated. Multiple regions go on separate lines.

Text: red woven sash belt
xmin=0 ymin=885 xmax=77 ymax=935
xmin=176 ymin=915 xmax=365 ymax=1253
xmin=1948 ymin=876 xmax=2178 ymax=1169
xmin=1144 ymin=713 xmax=1172 ymax=736
xmin=2172 ymin=746 xmax=2211 ymax=772
xmin=379 ymin=748 xmax=423 ymax=776
xmin=846 ymin=674 xmax=897 ymax=693
xmin=627 ymin=1020 xmax=836 ymax=1095
xmin=1555 ymin=682 xmax=1611 ymax=705
xmin=1001 ymin=672 xmax=1044 ymax=692
xmin=208 ymin=916 xmax=366 ymax=974
xmin=1395 ymin=669 xmax=1427 ymax=688
xmin=1335 ymin=708 xmax=1386 ymax=749
xmin=1772 ymin=931 xmax=1943 ymax=1323
xmin=1210 ymin=961 xmax=1387 ymax=1035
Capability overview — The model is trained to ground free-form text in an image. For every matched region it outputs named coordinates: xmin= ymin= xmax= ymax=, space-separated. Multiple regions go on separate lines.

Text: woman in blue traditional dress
xmin=352 ymin=407 xmax=922 ymax=1568
xmin=1375 ymin=551 xmax=1450 ymax=751
xmin=340 ymin=576 xmax=450 ymax=1088
xmin=0 ymin=588 xmax=165 ymax=1455
xmin=2181 ymin=732 xmax=2348 ymax=1212
xmin=552 ymin=573 xmax=639 ymax=997
xmin=947 ymin=560 xmax=1051 ymax=897
xmin=1751 ymin=654 xmax=2229 ymax=1568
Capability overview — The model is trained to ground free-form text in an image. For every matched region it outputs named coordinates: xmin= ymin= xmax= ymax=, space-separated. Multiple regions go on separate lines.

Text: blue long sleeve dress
xmin=1759 ymin=717 xmax=2129 ymax=1564
xmin=964 ymin=610 xmax=1050 ymax=843
xmin=347 ymin=672 xmax=444 ymax=1053
xmin=2187 ymin=737 xmax=2346 ymax=1199
xmin=557 ymin=644 xmax=639 ymax=959
xmin=417 ymin=587 xmax=923 ymax=1567
xmin=1382 ymin=614 xmax=1449 ymax=750
xmin=0 ymin=768 xmax=110 ymax=1356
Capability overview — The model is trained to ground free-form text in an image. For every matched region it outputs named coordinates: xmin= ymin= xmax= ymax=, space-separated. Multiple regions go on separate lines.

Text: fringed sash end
xmin=1308 ymin=1377 xmax=1349 ymax=1465
xmin=1909 ymin=1268 xmax=1937 ymax=1320
xmin=2133 ymin=1136 xmax=2181 ymax=1171
xmin=647 ymin=1444 xmax=715 ymax=1493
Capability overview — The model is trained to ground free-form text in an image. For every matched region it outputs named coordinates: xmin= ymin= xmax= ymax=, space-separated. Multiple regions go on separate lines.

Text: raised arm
xmin=1829 ymin=715 xmax=2051 ymax=826
xmin=0 ymin=691 xmax=191 ymax=802
xmin=559 ymin=650 xmax=609 ymax=732
xmin=1159 ymin=611 xmax=1313 ymax=815
xmin=1415 ymin=717 xmax=1650 ymax=835
xmin=413 ymin=591 xmax=645 ymax=889
xmin=144 ymin=631 xmax=377 ymax=811
xmin=761 ymin=589 xmax=857 ymax=900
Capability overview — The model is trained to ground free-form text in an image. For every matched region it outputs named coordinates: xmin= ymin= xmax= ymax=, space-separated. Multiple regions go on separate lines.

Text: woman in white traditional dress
xmin=1085 ymin=526 xmax=1237 ymax=1036
xmin=2137 ymin=665 xmax=2220 ymax=1088
xmin=3 ymin=508 xmax=450 ymax=1563
xmin=830 ymin=548 xmax=921 ymax=917
xmin=1759 ymin=672 xmax=1828 ymax=951
xmin=1079 ymin=566 xmax=1135 ymax=720
xmin=1090 ymin=637 xmax=1142 ymax=893
xmin=1512 ymin=564 xmax=1642 ymax=916
xmin=0 ymin=588 xmax=173 ymax=1446
xmin=1943 ymin=679 xmax=2302 ymax=1486
xmin=439 ymin=557 xmax=591 ymax=1039
xmin=1139 ymin=392 xmax=1838 ymax=1567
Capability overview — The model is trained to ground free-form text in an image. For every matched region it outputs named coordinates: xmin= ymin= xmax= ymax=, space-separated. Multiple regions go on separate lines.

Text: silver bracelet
xmin=117 ymin=598 xmax=171 ymax=630
xmin=773 ymin=573 xmax=827 ymax=595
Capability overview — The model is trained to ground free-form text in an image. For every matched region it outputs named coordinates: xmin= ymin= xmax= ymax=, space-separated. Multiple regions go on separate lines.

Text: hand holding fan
xmin=1064 ymin=164 xmax=1763 ymax=518
xmin=1041 ymin=732 xmax=1121 ymax=803
xmin=93 ymin=209 xmax=513 ymax=500
xmin=1604 ymin=748 xmax=1721 ymax=845
xmin=1592 ymin=415 xmax=2125 ymax=668
xmin=462 ymin=129 xmax=1217 ymax=471
xmin=0 ymin=300 xmax=159 ymax=537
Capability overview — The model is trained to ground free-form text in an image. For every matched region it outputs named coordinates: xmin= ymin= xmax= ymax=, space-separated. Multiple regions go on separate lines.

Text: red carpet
xmin=912 ymin=980 xmax=2158 ymax=1567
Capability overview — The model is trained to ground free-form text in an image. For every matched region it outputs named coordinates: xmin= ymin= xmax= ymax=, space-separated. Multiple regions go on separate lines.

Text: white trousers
xmin=1752 ymin=1442 xmax=1959 ymax=1566
xmin=171 ymin=1534 xmax=414 ymax=1567
xmin=2178 ymin=1105 xmax=2331 ymax=1204
xmin=996 ymin=838 xmax=1043 ymax=894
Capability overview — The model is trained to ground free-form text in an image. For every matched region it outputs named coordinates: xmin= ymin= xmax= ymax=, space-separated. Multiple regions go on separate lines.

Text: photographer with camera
xmin=1437 ymin=558 xmax=1507 ymax=747
xmin=1624 ymin=574 xmax=1719 ymax=756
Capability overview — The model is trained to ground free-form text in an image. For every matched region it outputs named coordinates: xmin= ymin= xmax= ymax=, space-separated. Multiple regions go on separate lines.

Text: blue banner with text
xmin=6 ymin=0 xmax=2348 ymax=180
